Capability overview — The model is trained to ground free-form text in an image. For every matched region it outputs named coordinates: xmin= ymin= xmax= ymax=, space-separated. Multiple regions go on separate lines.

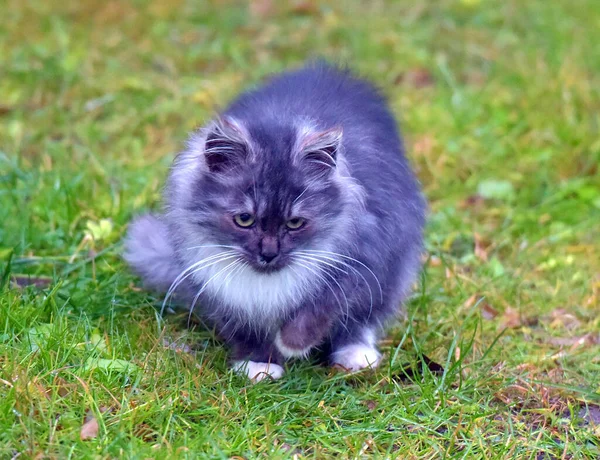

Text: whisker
xmin=187 ymin=258 xmax=241 ymax=328
xmin=292 ymin=185 xmax=309 ymax=205
xmin=163 ymin=253 xmax=231 ymax=311
xmin=295 ymin=253 xmax=359 ymax=321
xmin=184 ymin=244 xmax=240 ymax=251
xmin=226 ymin=261 xmax=248 ymax=290
xmin=297 ymin=249 xmax=383 ymax=301
xmin=161 ymin=251 xmax=237 ymax=315
xmin=162 ymin=251 xmax=236 ymax=308
xmin=294 ymin=254 xmax=349 ymax=275
xmin=210 ymin=259 xmax=245 ymax=301
xmin=293 ymin=258 xmax=351 ymax=330
xmin=292 ymin=259 xmax=345 ymax=322
xmin=296 ymin=251 xmax=375 ymax=320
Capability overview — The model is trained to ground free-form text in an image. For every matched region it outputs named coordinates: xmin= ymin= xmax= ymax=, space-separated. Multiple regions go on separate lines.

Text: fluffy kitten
xmin=124 ymin=62 xmax=426 ymax=382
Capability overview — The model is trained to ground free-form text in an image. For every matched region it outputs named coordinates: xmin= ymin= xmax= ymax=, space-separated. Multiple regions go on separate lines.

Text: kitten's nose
xmin=260 ymin=253 xmax=277 ymax=264
xmin=260 ymin=237 xmax=279 ymax=264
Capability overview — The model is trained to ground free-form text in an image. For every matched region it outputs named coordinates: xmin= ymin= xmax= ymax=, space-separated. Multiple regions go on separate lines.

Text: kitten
xmin=124 ymin=62 xmax=426 ymax=382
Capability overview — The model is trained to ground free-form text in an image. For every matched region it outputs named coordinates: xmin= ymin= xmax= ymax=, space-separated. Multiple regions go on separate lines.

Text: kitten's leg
xmin=329 ymin=326 xmax=381 ymax=372
xmin=274 ymin=307 xmax=334 ymax=359
xmin=228 ymin=332 xmax=284 ymax=382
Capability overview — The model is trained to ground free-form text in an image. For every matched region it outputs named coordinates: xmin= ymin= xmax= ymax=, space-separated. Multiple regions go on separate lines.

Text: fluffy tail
xmin=123 ymin=213 xmax=181 ymax=293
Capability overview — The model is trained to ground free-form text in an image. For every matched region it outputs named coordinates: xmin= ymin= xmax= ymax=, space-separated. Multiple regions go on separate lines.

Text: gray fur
xmin=123 ymin=61 xmax=426 ymax=375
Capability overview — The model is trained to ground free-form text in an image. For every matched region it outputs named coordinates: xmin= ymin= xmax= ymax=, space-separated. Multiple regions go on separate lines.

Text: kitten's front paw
xmin=330 ymin=344 xmax=382 ymax=372
xmin=232 ymin=360 xmax=284 ymax=382
xmin=274 ymin=330 xmax=313 ymax=359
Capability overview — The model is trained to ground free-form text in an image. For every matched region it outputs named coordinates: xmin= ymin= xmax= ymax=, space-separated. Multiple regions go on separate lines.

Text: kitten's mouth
xmin=250 ymin=258 xmax=286 ymax=274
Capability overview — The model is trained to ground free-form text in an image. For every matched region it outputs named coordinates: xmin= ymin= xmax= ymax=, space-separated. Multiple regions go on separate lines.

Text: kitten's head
xmin=173 ymin=116 xmax=361 ymax=274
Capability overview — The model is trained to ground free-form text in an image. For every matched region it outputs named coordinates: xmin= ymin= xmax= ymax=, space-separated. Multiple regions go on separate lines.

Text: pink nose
xmin=260 ymin=236 xmax=279 ymax=263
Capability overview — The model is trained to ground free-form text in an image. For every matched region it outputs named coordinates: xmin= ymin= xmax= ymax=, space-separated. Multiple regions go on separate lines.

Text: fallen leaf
xmin=289 ymin=0 xmax=319 ymax=15
xmin=80 ymin=411 xmax=99 ymax=440
xmin=474 ymin=232 xmax=489 ymax=262
xmin=53 ymin=376 xmax=76 ymax=398
xmin=464 ymin=294 xmax=478 ymax=308
xmin=499 ymin=307 xmax=522 ymax=329
xmin=412 ymin=135 xmax=435 ymax=156
xmin=480 ymin=302 xmax=499 ymax=320
xmin=548 ymin=308 xmax=581 ymax=330
xmin=361 ymin=400 xmax=378 ymax=411
xmin=0 ymin=104 xmax=15 ymax=115
xmin=396 ymin=68 xmax=435 ymax=88
xmin=134 ymin=423 xmax=157 ymax=442
xmin=547 ymin=334 xmax=598 ymax=348
xmin=249 ymin=0 xmax=275 ymax=18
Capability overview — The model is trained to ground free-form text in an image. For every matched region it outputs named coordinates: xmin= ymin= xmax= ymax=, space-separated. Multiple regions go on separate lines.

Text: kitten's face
xmin=186 ymin=118 xmax=345 ymax=274
xmin=195 ymin=163 xmax=342 ymax=274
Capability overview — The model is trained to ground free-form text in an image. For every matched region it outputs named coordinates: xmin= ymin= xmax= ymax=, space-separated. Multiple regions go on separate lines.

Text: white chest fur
xmin=188 ymin=251 xmax=317 ymax=324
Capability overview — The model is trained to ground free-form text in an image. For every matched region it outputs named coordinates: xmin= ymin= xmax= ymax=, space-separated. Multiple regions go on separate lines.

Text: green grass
xmin=1 ymin=0 xmax=600 ymax=458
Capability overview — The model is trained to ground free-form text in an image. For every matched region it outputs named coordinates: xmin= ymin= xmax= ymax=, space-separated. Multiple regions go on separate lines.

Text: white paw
xmin=330 ymin=344 xmax=381 ymax=372
xmin=232 ymin=360 xmax=284 ymax=382
xmin=274 ymin=331 xmax=313 ymax=359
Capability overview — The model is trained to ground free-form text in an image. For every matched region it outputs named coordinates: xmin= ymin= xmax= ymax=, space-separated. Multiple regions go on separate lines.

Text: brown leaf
xmin=499 ymin=307 xmax=522 ymax=329
xmin=548 ymin=308 xmax=581 ymax=330
xmin=53 ymin=376 xmax=75 ymax=398
xmin=361 ymin=400 xmax=378 ymax=411
xmin=412 ymin=135 xmax=434 ymax=156
xmin=134 ymin=423 xmax=157 ymax=442
xmin=464 ymin=294 xmax=478 ymax=308
xmin=249 ymin=0 xmax=275 ymax=18
xmin=0 ymin=104 xmax=15 ymax=115
xmin=80 ymin=411 xmax=99 ymax=440
xmin=547 ymin=334 xmax=599 ymax=348
xmin=289 ymin=0 xmax=319 ymax=15
xmin=474 ymin=232 xmax=489 ymax=262
xmin=396 ymin=68 xmax=435 ymax=88
xmin=480 ymin=302 xmax=499 ymax=320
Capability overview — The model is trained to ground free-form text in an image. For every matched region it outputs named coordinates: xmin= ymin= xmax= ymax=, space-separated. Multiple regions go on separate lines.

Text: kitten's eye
xmin=234 ymin=213 xmax=255 ymax=228
xmin=286 ymin=217 xmax=305 ymax=230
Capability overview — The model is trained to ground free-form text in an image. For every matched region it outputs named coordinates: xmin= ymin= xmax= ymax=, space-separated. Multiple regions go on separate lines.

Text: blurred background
xmin=1 ymin=0 xmax=599 ymax=457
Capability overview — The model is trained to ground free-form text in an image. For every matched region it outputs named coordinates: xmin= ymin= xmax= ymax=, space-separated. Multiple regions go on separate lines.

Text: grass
xmin=1 ymin=0 xmax=599 ymax=458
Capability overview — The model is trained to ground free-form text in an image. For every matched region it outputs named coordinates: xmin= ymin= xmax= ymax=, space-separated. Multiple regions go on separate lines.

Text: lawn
xmin=1 ymin=0 xmax=599 ymax=458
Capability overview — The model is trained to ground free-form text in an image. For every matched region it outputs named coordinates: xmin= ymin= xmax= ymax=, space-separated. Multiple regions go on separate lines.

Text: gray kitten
xmin=124 ymin=62 xmax=426 ymax=381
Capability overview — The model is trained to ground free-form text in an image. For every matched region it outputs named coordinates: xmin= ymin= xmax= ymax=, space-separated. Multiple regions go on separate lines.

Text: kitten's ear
xmin=204 ymin=116 xmax=249 ymax=173
xmin=297 ymin=126 xmax=343 ymax=174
